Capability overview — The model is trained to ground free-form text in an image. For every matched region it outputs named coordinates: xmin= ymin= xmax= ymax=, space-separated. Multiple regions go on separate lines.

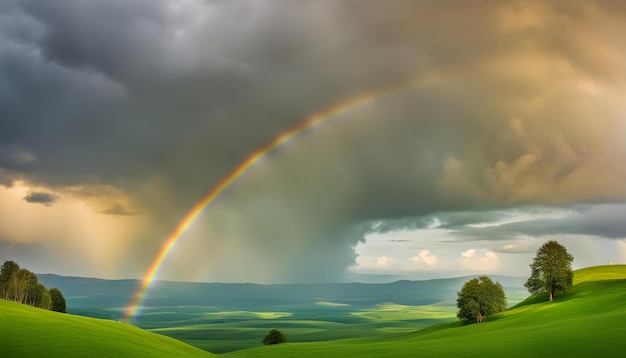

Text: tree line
xmin=0 ymin=260 xmax=66 ymax=313
xmin=457 ymin=241 xmax=574 ymax=323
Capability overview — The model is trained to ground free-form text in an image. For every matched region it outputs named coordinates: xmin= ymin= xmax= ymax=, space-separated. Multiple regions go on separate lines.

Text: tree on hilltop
xmin=525 ymin=241 xmax=573 ymax=302
xmin=457 ymin=276 xmax=507 ymax=323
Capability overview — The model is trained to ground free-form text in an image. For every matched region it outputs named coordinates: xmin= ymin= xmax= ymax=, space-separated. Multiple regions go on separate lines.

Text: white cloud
xmin=409 ymin=249 xmax=440 ymax=268
xmin=375 ymin=256 xmax=396 ymax=270
xmin=461 ymin=249 xmax=475 ymax=258
xmin=458 ymin=249 xmax=500 ymax=272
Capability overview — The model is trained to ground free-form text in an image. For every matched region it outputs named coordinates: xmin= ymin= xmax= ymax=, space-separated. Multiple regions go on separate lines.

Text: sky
xmin=1 ymin=0 xmax=625 ymax=283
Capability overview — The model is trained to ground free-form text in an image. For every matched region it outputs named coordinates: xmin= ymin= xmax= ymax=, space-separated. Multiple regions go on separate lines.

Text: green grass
xmin=143 ymin=303 xmax=458 ymax=353
xmin=37 ymin=272 xmax=527 ymax=353
xmin=0 ymin=299 xmax=214 ymax=357
xmin=352 ymin=302 xmax=457 ymax=320
xmin=222 ymin=265 xmax=626 ymax=357
xmin=5 ymin=265 xmax=624 ymax=357
xmin=122 ymin=280 xmax=525 ymax=353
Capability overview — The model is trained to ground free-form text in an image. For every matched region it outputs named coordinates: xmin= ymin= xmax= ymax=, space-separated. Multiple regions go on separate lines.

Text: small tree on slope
xmin=457 ymin=276 xmax=507 ymax=323
xmin=262 ymin=329 xmax=286 ymax=345
xmin=524 ymin=240 xmax=574 ymax=302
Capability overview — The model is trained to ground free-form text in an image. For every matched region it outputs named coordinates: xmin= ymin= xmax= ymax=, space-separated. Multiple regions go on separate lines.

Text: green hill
xmin=4 ymin=266 xmax=624 ymax=357
xmin=223 ymin=265 xmax=626 ymax=357
xmin=0 ymin=299 xmax=214 ymax=357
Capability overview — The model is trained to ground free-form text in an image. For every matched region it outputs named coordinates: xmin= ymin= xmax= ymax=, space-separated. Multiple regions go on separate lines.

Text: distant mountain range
xmin=38 ymin=274 xmax=526 ymax=317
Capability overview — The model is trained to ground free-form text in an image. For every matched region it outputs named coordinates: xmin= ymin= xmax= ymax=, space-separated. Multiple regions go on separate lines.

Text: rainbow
xmin=123 ymin=80 xmax=423 ymax=320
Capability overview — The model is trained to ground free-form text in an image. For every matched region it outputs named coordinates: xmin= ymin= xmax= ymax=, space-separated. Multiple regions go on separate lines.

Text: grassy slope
xmin=223 ymin=265 xmax=626 ymax=357
xmin=1 ymin=299 xmax=215 ymax=358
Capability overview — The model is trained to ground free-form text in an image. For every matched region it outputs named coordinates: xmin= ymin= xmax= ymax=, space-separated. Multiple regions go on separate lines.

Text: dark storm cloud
xmin=357 ymin=208 xmax=543 ymax=234
xmin=2 ymin=0 xmax=406 ymax=281
xmin=0 ymin=145 xmax=35 ymax=165
xmin=1 ymin=0 xmax=391 ymax=192
xmin=452 ymin=205 xmax=626 ymax=242
xmin=23 ymin=191 xmax=58 ymax=206
xmin=0 ymin=171 xmax=13 ymax=187
xmin=1 ymin=0 xmax=626 ymax=281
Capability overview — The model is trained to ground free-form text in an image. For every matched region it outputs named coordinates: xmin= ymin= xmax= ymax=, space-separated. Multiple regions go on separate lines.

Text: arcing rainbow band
xmin=124 ymin=81 xmax=422 ymax=319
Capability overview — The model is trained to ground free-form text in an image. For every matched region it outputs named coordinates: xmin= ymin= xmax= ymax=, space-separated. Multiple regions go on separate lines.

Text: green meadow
xmin=143 ymin=303 xmax=458 ymax=353
xmin=223 ymin=265 xmax=626 ymax=357
xmin=40 ymin=273 xmax=514 ymax=353
xmin=0 ymin=299 xmax=214 ymax=357
xmin=5 ymin=265 xmax=626 ymax=357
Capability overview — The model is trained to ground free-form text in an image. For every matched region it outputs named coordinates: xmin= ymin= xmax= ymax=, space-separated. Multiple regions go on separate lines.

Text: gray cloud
xmin=492 ymin=243 xmax=536 ymax=254
xmin=23 ymin=191 xmax=58 ymax=206
xmin=1 ymin=0 xmax=625 ymax=281
xmin=451 ymin=205 xmax=626 ymax=242
xmin=101 ymin=203 xmax=137 ymax=216
xmin=0 ymin=145 xmax=36 ymax=171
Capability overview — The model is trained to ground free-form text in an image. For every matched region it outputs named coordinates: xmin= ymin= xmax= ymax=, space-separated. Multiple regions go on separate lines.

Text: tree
xmin=262 ymin=329 xmax=286 ymax=345
xmin=15 ymin=268 xmax=38 ymax=304
xmin=0 ymin=260 xmax=61 ymax=311
xmin=27 ymin=283 xmax=52 ymax=310
xmin=525 ymin=241 xmax=573 ymax=302
xmin=0 ymin=260 xmax=20 ymax=300
xmin=457 ymin=276 xmax=507 ymax=323
xmin=50 ymin=288 xmax=67 ymax=313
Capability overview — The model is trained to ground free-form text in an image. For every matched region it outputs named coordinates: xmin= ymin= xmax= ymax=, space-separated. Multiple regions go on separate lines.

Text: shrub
xmin=262 ymin=329 xmax=286 ymax=345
